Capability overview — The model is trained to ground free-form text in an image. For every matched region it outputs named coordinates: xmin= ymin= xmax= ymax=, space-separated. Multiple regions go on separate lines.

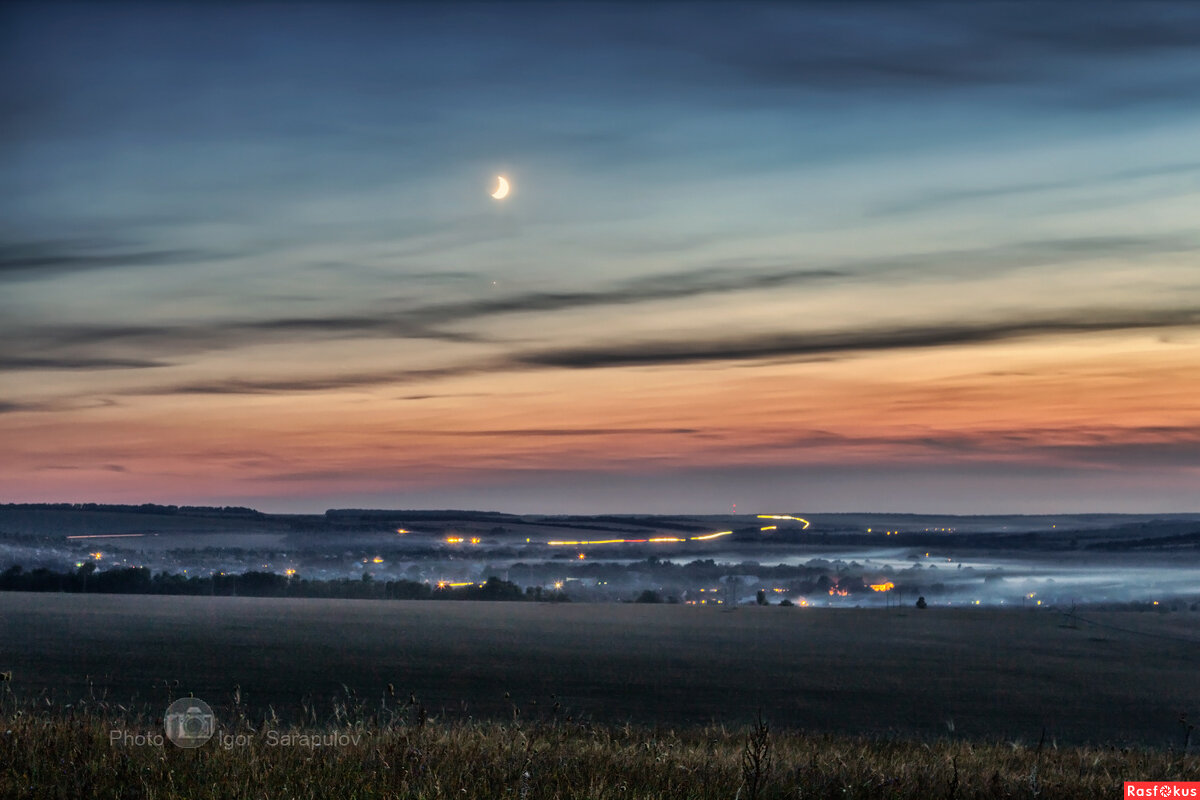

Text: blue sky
xmin=3 ymin=3 xmax=1200 ymax=513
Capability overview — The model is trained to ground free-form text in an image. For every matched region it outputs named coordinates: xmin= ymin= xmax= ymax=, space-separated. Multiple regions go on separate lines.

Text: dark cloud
xmin=6 ymin=4 xmax=1197 ymax=179
xmin=3 ymin=316 xmax=484 ymax=372
xmin=396 ymin=392 xmax=493 ymax=401
xmin=236 ymin=316 xmax=482 ymax=344
xmin=1007 ymin=7 xmax=1200 ymax=56
xmin=143 ymin=366 xmax=493 ymax=396
xmin=661 ymin=4 xmax=1200 ymax=104
xmin=0 ymin=397 xmax=119 ymax=414
xmin=111 ymin=302 xmax=1200 ymax=398
xmin=0 ymin=240 xmax=224 ymax=280
xmin=515 ymin=308 xmax=1200 ymax=370
xmin=5 ymin=233 xmax=1195 ymax=388
xmin=403 ymin=268 xmax=846 ymax=323
xmin=368 ymin=233 xmax=1199 ymax=330
xmin=0 ymin=356 xmax=168 ymax=370
xmin=741 ymin=424 xmax=1200 ymax=470
xmin=412 ymin=428 xmax=701 ymax=437
xmin=1002 ymin=424 xmax=1200 ymax=469
xmin=35 ymin=463 xmax=128 ymax=473
xmin=5 ymin=227 xmax=1192 ymax=375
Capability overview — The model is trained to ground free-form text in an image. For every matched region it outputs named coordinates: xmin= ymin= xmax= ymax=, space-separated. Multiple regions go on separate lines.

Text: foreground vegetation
xmin=2 ymin=689 xmax=1196 ymax=800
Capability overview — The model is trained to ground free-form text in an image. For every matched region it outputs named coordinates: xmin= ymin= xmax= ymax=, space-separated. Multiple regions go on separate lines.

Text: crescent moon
xmin=491 ymin=176 xmax=510 ymax=200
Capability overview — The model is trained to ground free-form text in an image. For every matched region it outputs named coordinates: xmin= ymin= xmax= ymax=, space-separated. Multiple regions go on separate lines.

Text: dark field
xmin=1 ymin=592 xmax=1197 ymax=746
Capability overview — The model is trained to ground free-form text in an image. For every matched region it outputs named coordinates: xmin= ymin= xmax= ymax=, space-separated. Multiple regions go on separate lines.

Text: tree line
xmin=0 ymin=563 xmax=561 ymax=602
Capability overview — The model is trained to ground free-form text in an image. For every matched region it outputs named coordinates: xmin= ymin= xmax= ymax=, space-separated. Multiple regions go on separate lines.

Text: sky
xmin=2 ymin=2 xmax=1199 ymax=514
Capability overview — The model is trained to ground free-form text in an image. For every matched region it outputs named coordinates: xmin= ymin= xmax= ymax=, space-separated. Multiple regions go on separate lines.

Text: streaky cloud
xmin=116 ymin=304 xmax=1200 ymax=398
xmin=140 ymin=366 xmax=494 ymax=396
xmin=5 ymin=232 xmax=1191 ymax=376
xmin=0 ymin=240 xmax=230 ymax=280
xmin=666 ymin=3 xmax=1200 ymax=106
xmin=871 ymin=161 xmax=1200 ymax=218
xmin=35 ymin=463 xmax=128 ymax=473
xmin=0 ymin=317 xmax=485 ymax=374
xmin=388 ymin=233 xmax=1198 ymax=330
xmin=403 ymin=428 xmax=702 ymax=437
xmin=402 ymin=268 xmax=847 ymax=323
xmin=0 ymin=355 xmax=168 ymax=370
xmin=514 ymin=308 xmax=1200 ymax=370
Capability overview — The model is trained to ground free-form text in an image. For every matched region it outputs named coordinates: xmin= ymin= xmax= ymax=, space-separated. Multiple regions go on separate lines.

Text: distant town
xmin=2 ymin=503 xmax=1198 ymax=608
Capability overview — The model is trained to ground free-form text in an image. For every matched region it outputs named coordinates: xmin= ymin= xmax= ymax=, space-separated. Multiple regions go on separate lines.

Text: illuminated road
xmin=546 ymin=532 xmax=730 ymax=546
xmin=756 ymin=514 xmax=811 ymax=529
xmin=544 ymin=513 xmax=811 ymax=548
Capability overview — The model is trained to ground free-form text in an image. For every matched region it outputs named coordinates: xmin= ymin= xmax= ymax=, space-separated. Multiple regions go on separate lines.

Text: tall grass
xmin=1 ymin=686 xmax=1196 ymax=799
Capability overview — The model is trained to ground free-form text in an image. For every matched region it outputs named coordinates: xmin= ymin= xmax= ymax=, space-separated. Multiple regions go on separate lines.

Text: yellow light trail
xmin=547 ymin=530 xmax=734 ymax=546
xmin=544 ymin=514 xmax=808 ymax=547
xmin=689 ymin=530 xmax=733 ymax=541
xmin=65 ymin=533 xmax=145 ymax=540
xmin=436 ymin=581 xmax=476 ymax=588
xmin=756 ymin=514 xmax=811 ymax=529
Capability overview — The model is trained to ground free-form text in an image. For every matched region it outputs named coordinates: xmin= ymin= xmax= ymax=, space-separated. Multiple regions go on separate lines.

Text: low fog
xmin=2 ymin=505 xmax=1198 ymax=609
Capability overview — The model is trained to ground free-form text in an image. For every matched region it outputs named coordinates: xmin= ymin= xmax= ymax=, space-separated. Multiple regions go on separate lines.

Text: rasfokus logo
xmin=163 ymin=697 xmax=216 ymax=748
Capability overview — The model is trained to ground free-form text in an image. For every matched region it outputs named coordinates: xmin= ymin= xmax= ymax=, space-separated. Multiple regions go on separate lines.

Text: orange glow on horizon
xmin=6 ymin=323 xmax=1199 ymax=508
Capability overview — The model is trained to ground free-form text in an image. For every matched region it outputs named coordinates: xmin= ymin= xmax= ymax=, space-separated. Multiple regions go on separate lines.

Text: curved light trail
xmin=547 ymin=531 xmax=731 ymax=546
xmin=545 ymin=513 xmax=809 ymax=547
xmin=757 ymin=514 xmax=811 ymax=529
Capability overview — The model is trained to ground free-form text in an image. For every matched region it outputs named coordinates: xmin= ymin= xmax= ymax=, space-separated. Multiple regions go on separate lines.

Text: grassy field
xmin=0 ymin=592 xmax=1197 ymax=747
xmin=2 ymin=707 xmax=1197 ymax=800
